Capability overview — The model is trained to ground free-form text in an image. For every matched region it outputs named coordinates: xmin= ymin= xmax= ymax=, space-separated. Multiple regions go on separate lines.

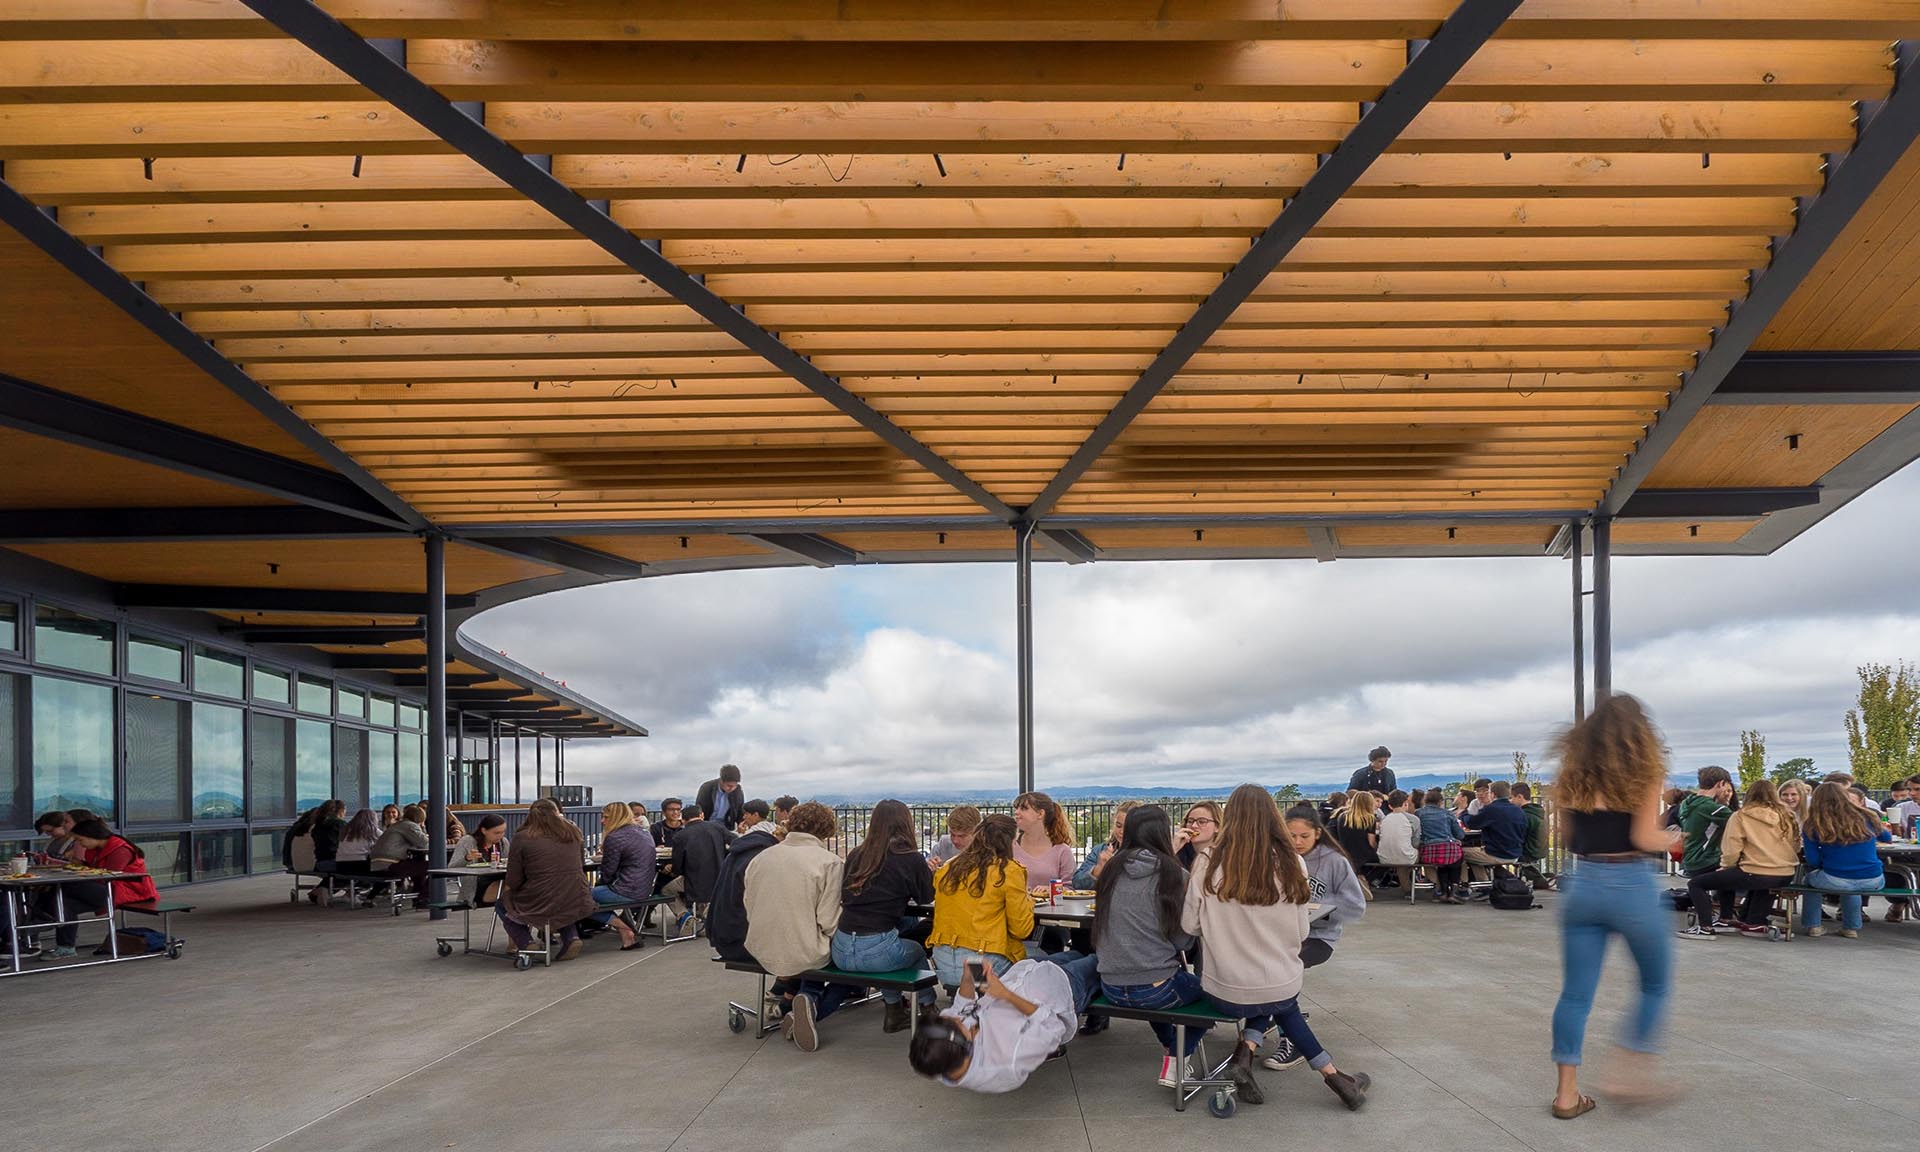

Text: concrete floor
xmin=6 ymin=873 xmax=1917 ymax=1152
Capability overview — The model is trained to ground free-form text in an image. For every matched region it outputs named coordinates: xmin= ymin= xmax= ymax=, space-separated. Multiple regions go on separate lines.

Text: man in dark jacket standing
xmin=697 ymin=764 xmax=746 ymax=832
xmin=1348 ymin=747 xmax=1396 ymax=795
xmin=708 ymin=819 xmax=784 ymax=964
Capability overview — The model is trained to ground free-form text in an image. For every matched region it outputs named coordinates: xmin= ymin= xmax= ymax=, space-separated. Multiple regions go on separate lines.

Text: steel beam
xmin=241 ymin=0 xmax=1013 ymax=522
xmin=391 ymin=672 xmax=494 ymax=688
xmin=1306 ymin=526 xmax=1339 ymax=563
xmin=0 ymin=506 xmax=407 ymax=543
xmin=327 ymin=653 xmax=442 ymax=670
xmin=425 ymin=532 xmax=448 ymax=920
xmin=446 ymin=689 xmax=543 ymax=703
xmin=235 ymin=624 xmax=422 ymax=645
xmin=115 ymin=584 xmax=475 ymax=614
xmin=460 ymin=536 xmax=645 ymax=579
xmin=0 ymin=373 xmax=405 ymax=526
xmin=1570 ymin=520 xmax=1586 ymax=723
xmin=1015 ymin=521 xmax=1035 ymax=794
xmin=1038 ymin=529 xmax=1099 ymax=565
xmin=740 ymin=532 xmax=860 ymax=568
xmin=1617 ymin=487 xmax=1820 ymax=520
xmin=1601 ymin=41 xmax=1920 ymax=515
xmin=1592 ymin=517 xmax=1612 ymax=703
xmin=1021 ymin=0 xmax=1523 ymax=520
xmin=0 ymin=184 xmax=423 ymax=530
xmin=1709 ymin=352 xmax=1920 ymax=406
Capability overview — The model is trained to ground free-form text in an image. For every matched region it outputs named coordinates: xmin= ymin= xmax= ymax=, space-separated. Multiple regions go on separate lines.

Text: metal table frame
xmin=1 ymin=870 xmax=172 ymax=979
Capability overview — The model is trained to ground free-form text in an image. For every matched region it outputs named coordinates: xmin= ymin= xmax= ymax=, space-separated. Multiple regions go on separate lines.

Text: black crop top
xmin=1565 ymin=809 xmax=1636 ymax=856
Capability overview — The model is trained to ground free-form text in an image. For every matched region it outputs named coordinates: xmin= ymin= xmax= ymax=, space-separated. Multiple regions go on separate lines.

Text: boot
xmin=1078 ymin=1013 xmax=1109 ymax=1037
xmin=1325 ymin=1070 xmax=1371 ymax=1111
xmin=1229 ymin=1042 xmax=1265 ymax=1105
xmin=882 ymin=999 xmax=911 ymax=1033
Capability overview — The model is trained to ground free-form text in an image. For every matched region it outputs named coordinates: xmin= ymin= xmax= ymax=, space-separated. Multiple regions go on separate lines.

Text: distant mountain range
xmin=808 ymin=772 xmax=1516 ymax=805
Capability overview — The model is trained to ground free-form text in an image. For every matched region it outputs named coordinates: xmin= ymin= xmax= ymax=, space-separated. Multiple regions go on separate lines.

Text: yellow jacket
xmin=1720 ymin=807 xmax=1800 ymax=876
xmin=929 ymin=858 xmax=1033 ymax=961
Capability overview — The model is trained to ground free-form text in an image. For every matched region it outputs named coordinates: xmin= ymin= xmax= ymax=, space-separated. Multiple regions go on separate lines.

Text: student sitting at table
xmin=1091 ymin=804 xmax=1209 ymax=1087
xmin=928 ymin=805 xmax=981 ymax=868
xmin=1375 ymin=790 xmax=1422 ymax=891
xmin=834 ymin=800 xmax=938 ymax=1032
xmin=1267 ymin=806 xmax=1368 ymax=1072
xmin=744 ymin=802 xmax=849 ymax=1052
xmin=309 ymin=799 xmax=350 ymax=906
xmin=709 ymin=808 xmax=784 ymax=967
xmin=379 ymin=804 xmax=401 ymax=832
xmin=1074 ymin=800 xmax=1140 ymax=890
xmin=666 ymin=803 xmax=729 ymax=928
xmin=1317 ymin=791 xmax=1347 ymax=827
xmin=1328 ymin=790 xmax=1381 ymax=886
xmin=33 ymin=810 xmax=80 ymax=863
xmin=928 ymin=814 xmax=1034 ymax=993
xmin=1679 ymin=779 xmax=1799 ymax=939
xmin=446 ymin=814 xmax=508 ymax=906
xmin=1797 ymin=782 xmax=1891 ymax=939
xmin=737 ymin=798 xmax=775 ymax=832
xmin=1463 ymin=780 xmax=1530 ymax=882
xmin=1173 ymin=800 xmax=1222 ymax=869
xmin=30 ymin=819 xmax=159 ymax=961
xmin=328 ymin=808 xmax=381 ymax=902
xmin=1012 ymin=790 xmax=1076 ymax=892
xmin=1184 ymin=785 xmax=1371 ymax=1111
xmin=773 ymin=795 xmax=799 ymax=829
xmin=588 ymin=802 xmax=653 ymax=950
xmin=910 ymin=956 xmax=1080 ymax=1094
xmin=1414 ymin=789 xmax=1468 ymax=902
xmin=499 ymin=800 xmax=600 ymax=962
xmin=370 ymin=803 xmax=432 ymax=909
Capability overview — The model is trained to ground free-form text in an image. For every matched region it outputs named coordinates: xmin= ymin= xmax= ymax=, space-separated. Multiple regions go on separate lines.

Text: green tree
xmin=1737 ymin=730 xmax=1767 ymax=790
xmin=1511 ymin=750 xmax=1532 ymax=784
xmin=1272 ymin=783 xmax=1303 ymax=806
xmin=1768 ymin=756 xmax=1816 ymax=785
xmin=1844 ymin=661 xmax=1920 ymax=787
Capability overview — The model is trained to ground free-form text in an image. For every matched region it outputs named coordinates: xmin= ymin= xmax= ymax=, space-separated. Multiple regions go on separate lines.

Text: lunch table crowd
xmin=9 ymin=744 xmax=1919 ymax=1116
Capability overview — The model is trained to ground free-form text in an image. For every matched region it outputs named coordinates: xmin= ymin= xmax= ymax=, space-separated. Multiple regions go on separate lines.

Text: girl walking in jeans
xmin=1181 ymin=784 xmax=1370 ymax=1111
xmin=1548 ymin=694 xmax=1680 ymax=1120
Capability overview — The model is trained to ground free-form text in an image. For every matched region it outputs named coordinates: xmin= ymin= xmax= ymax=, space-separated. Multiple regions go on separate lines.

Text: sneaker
xmin=1326 ymin=1070 xmax=1371 ymax=1111
xmin=1676 ymin=925 xmax=1716 ymax=940
xmin=36 ymin=946 xmax=78 ymax=961
xmin=1261 ymin=1038 xmax=1304 ymax=1070
xmin=1736 ymin=922 xmax=1773 ymax=937
xmin=1806 ymin=925 xmax=1825 ymax=938
xmin=674 ymin=911 xmax=694 ymax=934
xmin=1839 ymin=928 xmax=1859 ymax=939
xmin=789 ymin=992 xmax=820 ymax=1052
xmin=1157 ymin=1054 xmax=1193 ymax=1087
xmin=780 ymin=1006 xmax=795 ymax=1042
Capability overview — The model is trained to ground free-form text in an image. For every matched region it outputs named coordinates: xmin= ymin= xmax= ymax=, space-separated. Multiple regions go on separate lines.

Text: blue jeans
xmin=1042 ymin=950 xmax=1099 ymax=1016
xmin=1551 ymin=857 xmax=1671 ymax=1066
xmin=832 ymin=928 xmax=933 ymax=1004
xmin=1101 ymin=969 xmax=1209 ymax=1055
xmin=1208 ymin=993 xmax=1329 ymax=1071
xmin=772 ymin=977 xmax=856 ymax=1021
xmin=932 ymin=944 xmax=1012 ymax=990
xmin=589 ymin=884 xmax=633 ymax=928
xmin=1797 ymin=870 xmax=1883 ymax=931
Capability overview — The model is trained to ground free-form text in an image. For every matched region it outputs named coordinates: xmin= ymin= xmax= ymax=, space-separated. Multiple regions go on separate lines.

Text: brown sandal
xmin=1552 ymin=1095 xmax=1597 ymax=1120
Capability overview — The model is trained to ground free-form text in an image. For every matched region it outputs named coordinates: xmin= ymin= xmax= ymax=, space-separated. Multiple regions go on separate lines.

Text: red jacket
xmin=84 ymin=837 xmax=159 ymax=904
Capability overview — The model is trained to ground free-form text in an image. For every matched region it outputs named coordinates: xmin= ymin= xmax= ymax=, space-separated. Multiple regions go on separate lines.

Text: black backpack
xmin=1488 ymin=870 xmax=1537 ymax=910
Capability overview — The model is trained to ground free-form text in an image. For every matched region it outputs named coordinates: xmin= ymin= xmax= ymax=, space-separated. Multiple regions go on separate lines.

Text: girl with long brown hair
xmin=499 ymin=799 xmax=598 ymax=962
xmin=1680 ymin=779 xmax=1800 ymax=939
xmin=834 ymin=800 xmax=937 ymax=1031
xmin=1795 ymin=780 xmax=1890 ymax=938
xmin=1011 ymin=790 xmax=1075 ymax=892
xmin=928 ymin=814 xmax=1033 ymax=991
xmin=1172 ymin=799 xmax=1222 ymax=868
xmin=1547 ymin=694 xmax=1680 ymax=1121
xmin=1180 ymin=785 xmax=1371 ymax=1111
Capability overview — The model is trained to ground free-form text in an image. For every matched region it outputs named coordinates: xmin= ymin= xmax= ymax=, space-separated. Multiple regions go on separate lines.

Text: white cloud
xmin=471 ymin=464 xmax=1920 ymax=802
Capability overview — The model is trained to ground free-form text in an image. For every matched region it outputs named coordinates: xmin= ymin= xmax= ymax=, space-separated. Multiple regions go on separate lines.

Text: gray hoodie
xmin=1302 ymin=841 xmax=1369 ymax=944
xmin=1094 ymin=850 xmax=1196 ymax=987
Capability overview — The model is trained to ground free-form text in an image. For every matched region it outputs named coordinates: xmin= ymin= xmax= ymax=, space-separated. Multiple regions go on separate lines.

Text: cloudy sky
xmin=470 ymin=464 xmax=1920 ymax=803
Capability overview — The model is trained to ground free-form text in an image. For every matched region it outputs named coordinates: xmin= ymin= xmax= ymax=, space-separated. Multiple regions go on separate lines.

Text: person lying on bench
xmin=909 ymin=957 xmax=1078 ymax=1093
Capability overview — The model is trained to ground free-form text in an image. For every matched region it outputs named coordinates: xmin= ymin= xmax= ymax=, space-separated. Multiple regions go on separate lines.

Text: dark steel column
xmin=1592 ymin=516 xmax=1612 ymax=703
xmin=424 ymin=532 xmax=449 ymax=921
xmin=1015 ymin=521 xmax=1035 ymax=794
xmin=1570 ymin=520 xmax=1586 ymax=722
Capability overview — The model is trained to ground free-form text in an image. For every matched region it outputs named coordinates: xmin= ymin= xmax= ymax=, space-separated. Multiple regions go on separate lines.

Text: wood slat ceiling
xmin=3 ymin=1 xmax=1919 ymax=555
xmin=10 ymin=537 xmax=558 ymax=594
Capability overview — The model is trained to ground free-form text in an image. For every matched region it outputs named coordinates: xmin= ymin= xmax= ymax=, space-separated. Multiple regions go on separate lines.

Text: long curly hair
xmin=1552 ymin=693 xmax=1668 ymax=813
xmin=938 ymin=813 xmax=1017 ymax=898
xmin=1805 ymin=781 xmax=1875 ymax=845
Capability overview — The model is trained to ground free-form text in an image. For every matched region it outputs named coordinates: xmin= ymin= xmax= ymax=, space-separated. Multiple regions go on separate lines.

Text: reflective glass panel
xmin=31 ymin=676 xmax=115 ymax=820
xmin=125 ymin=693 xmax=188 ymax=823
xmin=34 ymin=605 xmax=114 ymax=676
xmin=127 ymin=635 xmax=185 ymax=683
xmin=192 ymin=702 xmax=244 ymax=820
xmin=193 ymin=647 xmax=245 ymax=700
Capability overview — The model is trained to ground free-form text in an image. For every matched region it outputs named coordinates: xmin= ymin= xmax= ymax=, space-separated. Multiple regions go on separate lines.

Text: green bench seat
xmin=1784 ymin=885 xmax=1919 ymax=897
xmin=1084 ymin=993 xmax=1238 ymax=1025
xmin=120 ymin=900 xmax=195 ymax=915
xmin=721 ymin=957 xmax=935 ymax=990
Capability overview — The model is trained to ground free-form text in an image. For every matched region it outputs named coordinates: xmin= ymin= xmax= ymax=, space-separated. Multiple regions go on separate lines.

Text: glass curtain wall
xmin=0 ymin=594 xmax=429 ymax=886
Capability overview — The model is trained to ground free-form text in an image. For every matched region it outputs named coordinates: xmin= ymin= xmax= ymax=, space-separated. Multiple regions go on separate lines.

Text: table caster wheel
xmin=514 ymin=953 xmax=533 ymax=971
xmin=729 ymin=1008 xmax=746 ymax=1034
xmin=289 ymin=891 xmax=300 ymax=904
xmin=437 ymin=941 xmax=454 ymax=957
xmin=166 ymin=942 xmax=183 ymax=959
xmin=1208 ymin=1090 xmax=1236 ymax=1119
xmin=1768 ymin=926 xmax=1782 ymax=942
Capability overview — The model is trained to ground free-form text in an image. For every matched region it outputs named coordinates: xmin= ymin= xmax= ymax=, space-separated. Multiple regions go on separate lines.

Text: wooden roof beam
xmin=1600 ymin=41 xmax=1920 ymax=516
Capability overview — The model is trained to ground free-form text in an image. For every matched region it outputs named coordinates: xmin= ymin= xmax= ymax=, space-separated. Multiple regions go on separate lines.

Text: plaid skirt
xmin=1419 ymin=840 xmax=1464 ymax=866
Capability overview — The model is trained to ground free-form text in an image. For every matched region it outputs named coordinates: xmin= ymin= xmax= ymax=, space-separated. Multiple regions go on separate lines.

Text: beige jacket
xmin=1719 ymin=807 xmax=1800 ymax=876
xmin=1180 ymin=849 xmax=1312 ymax=1005
xmin=743 ymin=832 xmax=843 ymax=977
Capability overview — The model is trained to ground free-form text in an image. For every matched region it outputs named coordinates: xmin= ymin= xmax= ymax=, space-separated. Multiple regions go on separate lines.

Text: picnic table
xmin=2 ymin=866 xmax=182 ymax=977
xmin=1877 ymin=840 xmax=1920 ymax=890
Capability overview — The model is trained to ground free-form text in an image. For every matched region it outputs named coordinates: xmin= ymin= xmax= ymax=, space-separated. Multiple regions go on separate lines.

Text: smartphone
xmin=966 ymin=959 xmax=988 ymax=987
